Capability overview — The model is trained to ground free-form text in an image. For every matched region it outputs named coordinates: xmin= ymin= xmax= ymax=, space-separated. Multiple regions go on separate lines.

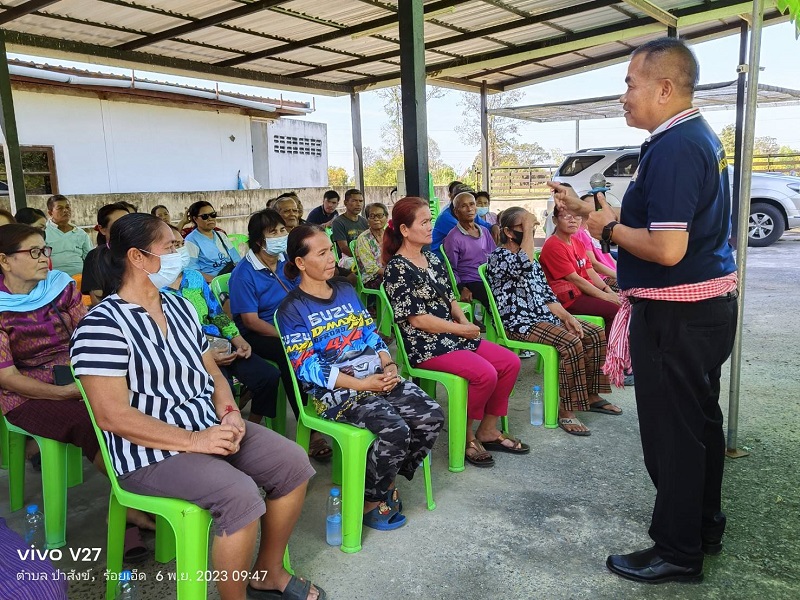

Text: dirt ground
xmin=1 ymin=232 xmax=798 ymax=600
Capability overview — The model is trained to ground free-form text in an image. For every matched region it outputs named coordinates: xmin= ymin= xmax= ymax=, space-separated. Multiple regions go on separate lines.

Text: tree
xmin=375 ymin=85 xmax=448 ymax=156
xmin=327 ymin=166 xmax=351 ymax=187
xmin=455 ymin=89 xmax=526 ymax=168
xmin=719 ymin=124 xmax=784 ymax=157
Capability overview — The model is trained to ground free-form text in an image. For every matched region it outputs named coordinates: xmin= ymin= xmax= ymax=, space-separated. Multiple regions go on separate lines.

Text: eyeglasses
xmin=557 ymin=214 xmax=582 ymax=222
xmin=8 ymin=246 xmax=53 ymax=259
xmin=197 ymin=212 xmax=218 ymax=220
xmin=368 ymin=213 xmax=387 ymax=219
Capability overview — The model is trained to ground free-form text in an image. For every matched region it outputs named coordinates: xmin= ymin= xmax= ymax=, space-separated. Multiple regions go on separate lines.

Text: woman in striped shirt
xmin=70 ymin=213 xmax=324 ymax=600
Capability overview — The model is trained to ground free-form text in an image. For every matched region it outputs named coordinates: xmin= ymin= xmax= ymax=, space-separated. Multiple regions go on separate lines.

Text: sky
xmin=12 ymin=21 xmax=800 ymax=176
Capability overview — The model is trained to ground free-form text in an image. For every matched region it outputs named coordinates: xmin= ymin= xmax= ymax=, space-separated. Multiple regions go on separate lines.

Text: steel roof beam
xmin=622 ymin=0 xmax=678 ymax=28
xmin=0 ymin=0 xmax=61 ymax=25
xmin=116 ymin=0 xmax=292 ymax=51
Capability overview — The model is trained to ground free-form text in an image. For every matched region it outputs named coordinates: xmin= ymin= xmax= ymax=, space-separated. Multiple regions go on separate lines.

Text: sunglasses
xmin=197 ymin=212 xmax=218 ymax=220
xmin=8 ymin=246 xmax=53 ymax=259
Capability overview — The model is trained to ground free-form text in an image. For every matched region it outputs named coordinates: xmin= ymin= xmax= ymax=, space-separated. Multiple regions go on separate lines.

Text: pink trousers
xmin=417 ymin=341 xmax=521 ymax=421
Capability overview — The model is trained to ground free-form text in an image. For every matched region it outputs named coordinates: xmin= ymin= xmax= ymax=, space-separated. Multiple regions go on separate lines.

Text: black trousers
xmin=241 ymin=332 xmax=302 ymax=420
xmin=219 ymin=354 xmax=281 ymax=418
xmin=629 ymin=294 xmax=737 ymax=568
xmin=461 ymin=280 xmax=490 ymax=311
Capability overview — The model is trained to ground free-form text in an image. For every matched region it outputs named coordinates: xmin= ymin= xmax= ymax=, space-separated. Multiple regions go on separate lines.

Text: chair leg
xmin=38 ymin=437 xmax=68 ymax=549
xmin=273 ymin=384 xmax=287 ymax=437
xmin=339 ymin=440 xmax=371 ymax=554
xmin=331 ymin=439 xmax=343 ymax=486
xmin=283 ymin=545 xmax=293 ymax=575
xmin=7 ymin=429 xmax=25 ymax=511
xmin=155 ymin=514 xmax=176 ymax=563
xmin=499 ymin=416 xmax=509 ymax=434
xmin=441 ymin=380 xmax=468 ymax=474
xmin=543 ymin=356 xmax=560 ymax=429
xmin=105 ymin=494 xmax=126 ymax=600
xmin=0 ymin=417 xmax=8 ymax=470
xmin=175 ymin=510 xmax=211 ymax=600
xmin=421 ymin=454 xmax=435 ymax=511
xmin=67 ymin=444 xmax=83 ymax=488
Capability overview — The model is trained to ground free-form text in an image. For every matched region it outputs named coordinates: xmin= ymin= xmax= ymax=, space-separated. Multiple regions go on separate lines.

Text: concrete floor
xmin=2 ymin=233 xmax=799 ymax=600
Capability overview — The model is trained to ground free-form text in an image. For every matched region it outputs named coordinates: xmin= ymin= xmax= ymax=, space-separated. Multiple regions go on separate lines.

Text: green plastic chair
xmin=0 ymin=415 xmax=8 ymax=469
xmin=227 ymin=233 xmax=248 ymax=256
xmin=348 ymin=239 xmax=391 ymax=337
xmin=2 ymin=415 xmax=84 ymax=548
xmin=274 ymin=317 xmax=435 ymax=553
xmin=210 ymin=273 xmax=287 ymax=435
xmin=477 ymin=264 xmax=604 ymax=429
xmin=379 ymin=285 xmax=470 ymax=473
xmin=72 ymin=374 xmax=291 ymax=599
xmin=437 ymin=247 xmax=476 ymax=323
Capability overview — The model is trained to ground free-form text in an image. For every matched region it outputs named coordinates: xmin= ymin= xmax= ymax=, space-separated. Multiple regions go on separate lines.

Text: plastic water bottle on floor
xmin=326 ymin=487 xmax=342 ymax=546
xmin=530 ymin=385 xmax=543 ymax=426
xmin=115 ymin=570 xmax=139 ymax=600
xmin=24 ymin=504 xmax=45 ymax=550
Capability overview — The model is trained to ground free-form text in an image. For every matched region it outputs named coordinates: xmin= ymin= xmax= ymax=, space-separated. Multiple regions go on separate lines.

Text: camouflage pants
xmin=334 ymin=380 xmax=444 ymax=502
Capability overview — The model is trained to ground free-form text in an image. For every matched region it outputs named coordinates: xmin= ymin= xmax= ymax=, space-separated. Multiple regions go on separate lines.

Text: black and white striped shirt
xmin=69 ymin=293 xmax=218 ymax=476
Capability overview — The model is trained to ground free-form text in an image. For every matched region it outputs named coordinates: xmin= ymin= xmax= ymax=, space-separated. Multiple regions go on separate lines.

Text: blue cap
xmin=26 ymin=504 xmax=39 ymax=514
xmin=120 ymin=570 xmax=132 ymax=582
xmin=533 ymin=385 xmax=541 ymax=391
xmin=330 ymin=487 xmax=340 ymax=497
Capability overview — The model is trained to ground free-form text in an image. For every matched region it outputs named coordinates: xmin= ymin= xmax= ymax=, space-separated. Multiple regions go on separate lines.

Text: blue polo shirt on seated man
xmin=45 ymin=220 xmax=93 ymax=276
xmin=617 ymin=109 xmax=736 ymax=290
xmin=431 ymin=202 xmax=493 ymax=252
xmin=229 ymin=250 xmax=299 ymax=330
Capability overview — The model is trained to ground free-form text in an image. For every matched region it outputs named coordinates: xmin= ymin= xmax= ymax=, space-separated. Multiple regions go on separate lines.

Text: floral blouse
xmin=353 ymin=229 xmax=383 ymax=283
xmin=384 ymin=251 xmax=479 ymax=366
xmin=486 ymin=247 xmax=561 ymax=336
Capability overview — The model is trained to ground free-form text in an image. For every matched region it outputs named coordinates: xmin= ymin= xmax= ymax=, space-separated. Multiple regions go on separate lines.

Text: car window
xmin=603 ymin=154 xmax=639 ymax=178
xmin=557 ymin=155 xmax=604 ymax=176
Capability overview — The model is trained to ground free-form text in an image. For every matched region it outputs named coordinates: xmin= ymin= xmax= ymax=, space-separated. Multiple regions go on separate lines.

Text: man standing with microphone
xmin=549 ymin=38 xmax=738 ymax=584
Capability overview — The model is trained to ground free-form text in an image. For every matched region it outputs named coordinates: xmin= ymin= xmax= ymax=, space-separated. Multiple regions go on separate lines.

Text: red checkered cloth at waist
xmin=604 ymin=272 xmax=739 ymax=387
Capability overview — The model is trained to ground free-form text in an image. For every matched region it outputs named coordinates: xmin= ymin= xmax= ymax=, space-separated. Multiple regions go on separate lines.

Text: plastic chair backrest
xmin=438 ymin=247 xmax=461 ymax=298
xmin=477 ymin=263 xmax=513 ymax=345
xmin=326 ymin=228 xmax=340 ymax=261
xmin=210 ymin=273 xmax=231 ymax=305
xmin=227 ymin=233 xmax=248 ymax=256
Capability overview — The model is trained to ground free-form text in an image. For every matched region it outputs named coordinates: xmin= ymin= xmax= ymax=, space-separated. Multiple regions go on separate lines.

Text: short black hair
xmin=632 ymin=38 xmax=699 ymax=94
xmin=323 ymin=190 xmax=340 ymax=201
xmin=344 ymin=189 xmax=363 ymax=202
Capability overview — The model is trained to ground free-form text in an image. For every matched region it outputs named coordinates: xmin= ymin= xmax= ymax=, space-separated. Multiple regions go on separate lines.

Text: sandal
xmin=385 ymin=487 xmax=402 ymax=513
xmin=363 ymin=501 xmax=407 ymax=531
xmin=123 ymin=525 xmax=148 ymax=564
xmin=481 ymin=433 xmax=530 ymax=455
xmin=558 ymin=417 xmax=591 ymax=437
xmin=588 ymin=399 xmax=622 ymax=416
xmin=307 ymin=436 xmax=332 ymax=462
xmin=247 ymin=575 xmax=327 ymax=599
xmin=465 ymin=439 xmax=494 ymax=468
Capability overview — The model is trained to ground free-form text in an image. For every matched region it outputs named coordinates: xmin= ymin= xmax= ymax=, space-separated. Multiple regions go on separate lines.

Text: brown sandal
xmin=465 ymin=440 xmax=494 ymax=468
xmin=481 ymin=433 xmax=530 ymax=455
xmin=308 ymin=436 xmax=333 ymax=462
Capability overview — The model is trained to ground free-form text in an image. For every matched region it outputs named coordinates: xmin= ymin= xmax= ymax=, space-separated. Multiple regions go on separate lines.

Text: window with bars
xmin=272 ymin=135 xmax=322 ymax=157
xmin=0 ymin=146 xmax=58 ymax=195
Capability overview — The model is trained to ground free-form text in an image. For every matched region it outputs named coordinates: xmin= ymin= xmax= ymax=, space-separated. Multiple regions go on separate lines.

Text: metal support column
xmin=727 ymin=0 xmax=764 ymax=458
xmin=398 ymin=0 xmax=429 ymax=199
xmin=575 ymin=119 xmax=580 ymax=151
xmin=480 ymin=80 xmax=489 ymax=192
xmin=350 ymin=92 xmax=365 ymax=192
xmin=730 ymin=20 xmax=749 ymax=244
xmin=0 ymin=30 xmax=26 ymax=211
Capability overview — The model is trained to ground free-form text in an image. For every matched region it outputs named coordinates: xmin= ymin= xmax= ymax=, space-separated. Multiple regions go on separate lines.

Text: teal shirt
xmin=45 ymin=221 xmax=93 ymax=276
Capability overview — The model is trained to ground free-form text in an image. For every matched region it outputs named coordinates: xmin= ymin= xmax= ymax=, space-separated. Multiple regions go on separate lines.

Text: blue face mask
xmin=139 ymin=249 xmax=184 ymax=288
xmin=177 ymin=246 xmax=191 ymax=270
xmin=476 ymin=207 xmax=490 ymax=217
xmin=264 ymin=235 xmax=288 ymax=256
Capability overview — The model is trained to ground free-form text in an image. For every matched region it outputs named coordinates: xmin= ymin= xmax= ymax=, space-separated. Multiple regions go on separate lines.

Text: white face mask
xmin=264 ymin=235 xmax=288 ymax=256
xmin=139 ymin=249 xmax=184 ymax=288
xmin=476 ymin=206 xmax=490 ymax=217
xmin=177 ymin=246 xmax=191 ymax=270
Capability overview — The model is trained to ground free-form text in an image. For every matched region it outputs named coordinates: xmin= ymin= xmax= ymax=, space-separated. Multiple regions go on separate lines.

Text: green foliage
xmin=327 ymin=166 xmax=352 ymax=187
xmin=776 ymin=0 xmax=800 ymax=37
xmin=718 ymin=124 xmax=797 ymax=157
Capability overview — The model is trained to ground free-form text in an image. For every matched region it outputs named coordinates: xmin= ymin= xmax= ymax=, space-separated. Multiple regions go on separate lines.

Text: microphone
xmin=589 ymin=173 xmax=611 ymax=253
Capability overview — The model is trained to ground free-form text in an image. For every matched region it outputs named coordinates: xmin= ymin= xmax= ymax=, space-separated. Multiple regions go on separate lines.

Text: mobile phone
xmin=53 ymin=365 xmax=75 ymax=386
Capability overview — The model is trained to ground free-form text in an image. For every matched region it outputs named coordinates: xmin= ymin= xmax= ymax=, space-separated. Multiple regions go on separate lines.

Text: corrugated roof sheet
xmin=0 ymin=0 xmax=790 ymax=95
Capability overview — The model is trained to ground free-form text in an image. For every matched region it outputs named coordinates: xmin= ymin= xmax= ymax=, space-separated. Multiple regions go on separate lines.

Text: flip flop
xmin=307 ymin=437 xmax=332 ymax=463
xmin=558 ymin=417 xmax=591 ymax=437
xmin=247 ymin=575 xmax=328 ymax=599
xmin=363 ymin=501 xmax=407 ymax=531
xmin=465 ymin=440 xmax=494 ymax=468
xmin=123 ymin=525 xmax=148 ymax=564
xmin=588 ymin=399 xmax=623 ymax=416
xmin=481 ymin=433 xmax=531 ymax=455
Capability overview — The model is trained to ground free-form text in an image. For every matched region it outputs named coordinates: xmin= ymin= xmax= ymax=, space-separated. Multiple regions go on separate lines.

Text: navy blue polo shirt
xmin=617 ymin=112 xmax=736 ymax=290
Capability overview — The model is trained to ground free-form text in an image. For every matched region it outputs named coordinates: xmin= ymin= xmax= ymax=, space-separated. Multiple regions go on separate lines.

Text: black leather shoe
xmin=606 ymin=546 xmax=703 ymax=584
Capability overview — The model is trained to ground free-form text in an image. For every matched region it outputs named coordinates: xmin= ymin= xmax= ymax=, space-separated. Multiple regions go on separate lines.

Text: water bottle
xmin=530 ymin=385 xmax=543 ymax=426
xmin=115 ymin=570 xmax=139 ymax=600
xmin=24 ymin=504 xmax=45 ymax=550
xmin=326 ymin=487 xmax=342 ymax=546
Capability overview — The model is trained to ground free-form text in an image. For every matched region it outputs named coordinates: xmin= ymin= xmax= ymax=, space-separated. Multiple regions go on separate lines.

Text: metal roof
xmin=488 ymin=80 xmax=800 ymax=122
xmin=0 ymin=1 xmax=791 ymax=96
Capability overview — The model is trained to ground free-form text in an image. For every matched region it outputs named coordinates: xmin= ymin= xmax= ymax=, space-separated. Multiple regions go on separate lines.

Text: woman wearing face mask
xmin=163 ymin=226 xmax=282 ymax=425
xmin=229 ymin=210 xmax=333 ymax=461
xmin=474 ymin=191 xmax=497 ymax=226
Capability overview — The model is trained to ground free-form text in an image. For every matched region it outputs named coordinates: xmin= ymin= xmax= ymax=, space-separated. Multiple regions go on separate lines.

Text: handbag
xmin=548 ymin=278 xmax=581 ymax=306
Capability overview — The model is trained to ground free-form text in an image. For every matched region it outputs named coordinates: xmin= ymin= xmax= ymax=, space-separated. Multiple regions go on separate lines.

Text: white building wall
xmin=12 ymin=90 xmax=256 ymax=194
xmin=252 ymin=118 xmax=328 ymax=189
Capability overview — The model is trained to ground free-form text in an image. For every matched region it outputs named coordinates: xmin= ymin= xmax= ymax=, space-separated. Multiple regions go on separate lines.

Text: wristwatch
xmin=602 ymin=221 xmax=619 ymax=244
